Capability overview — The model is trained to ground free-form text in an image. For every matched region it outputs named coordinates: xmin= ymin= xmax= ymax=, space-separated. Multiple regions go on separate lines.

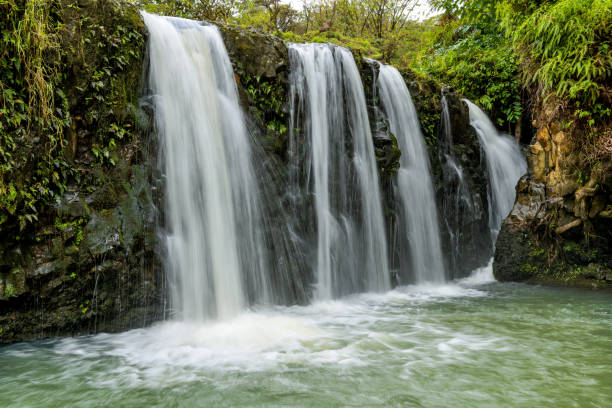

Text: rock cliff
xmin=494 ymin=114 xmax=612 ymax=288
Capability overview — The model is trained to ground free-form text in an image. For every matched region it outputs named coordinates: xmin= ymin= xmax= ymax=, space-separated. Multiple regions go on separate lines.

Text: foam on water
xmin=3 ymin=284 xmax=610 ymax=407
xmin=459 ymin=258 xmax=496 ymax=285
xmin=39 ymin=281 xmax=495 ymax=388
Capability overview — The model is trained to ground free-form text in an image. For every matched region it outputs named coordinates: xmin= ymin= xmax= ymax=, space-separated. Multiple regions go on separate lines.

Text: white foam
xmin=459 ymin=258 xmax=496 ymax=285
xmin=45 ymin=283 xmax=504 ymax=390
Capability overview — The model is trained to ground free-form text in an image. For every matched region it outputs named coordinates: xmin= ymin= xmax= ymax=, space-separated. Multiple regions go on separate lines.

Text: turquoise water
xmin=1 ymin=276 xmax=611 ymax=407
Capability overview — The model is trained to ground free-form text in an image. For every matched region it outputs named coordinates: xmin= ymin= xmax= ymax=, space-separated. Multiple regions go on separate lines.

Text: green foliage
xmin=528 ymin=245 xmax=546 ymax=258
xmin=138 ymin=0 xmax=252 ymax=23
xmin=417 ymin=110 xmax=439 ymax=150
xmin=430 ymin=0 xmax=501 ymax=25
xmin=415 ymin=20 xmax=522 ymax=127
xmin=280 ymin=30 xmax=381 ymax=58
xmin=520 ymin=263 xmax=539 ymax=275
xmin=241 ymin=72 xmax=288 ymax=153
xmin=245 ymin=74 xmax=283 ymax=116
xmin=54 ymin=215 xmax=86 ymax=250
xmin=1 ymin=0 xmax=72 ymax=231
xmin=498 ymin=0 xmax=611 ymax=106
xmin=79 ymin=299 xmax=89 ymax=314
xmin=298 ymin=0 xmax=421 ymax=60
xmin=4 ymin=282 xmax=17 ymax=298
xmin=234 ymin=0 xmax=300 ymax=32
xmin=498 ymin=0 xmax=612 ymax=161
xmin=0 ymin=0 xmax=144 ymax=239
xmin=75 ymin=9 xmax=144 ymax=165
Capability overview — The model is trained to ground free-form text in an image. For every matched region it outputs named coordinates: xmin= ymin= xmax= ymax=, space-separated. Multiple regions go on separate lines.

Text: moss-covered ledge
xmin=0 ymin=0 xmax=164 ymax=343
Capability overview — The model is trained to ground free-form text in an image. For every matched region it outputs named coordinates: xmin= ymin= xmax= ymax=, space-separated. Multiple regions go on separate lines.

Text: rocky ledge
xmin=494 ymin=118 xmax=612 ymax=289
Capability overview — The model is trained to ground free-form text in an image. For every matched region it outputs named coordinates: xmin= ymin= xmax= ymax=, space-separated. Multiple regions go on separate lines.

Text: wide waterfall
xmin=143 ymin=13 xmax=273 ymax=320
xmin=288 ymin=44 xmax=389 ymax=299
xmin=139 ymin=14 xmax=523 ymax=315
xmin=376 ymin=64 xmax=445 ymax=283
xmin=465 ymin=100 xmax=527 ymax=241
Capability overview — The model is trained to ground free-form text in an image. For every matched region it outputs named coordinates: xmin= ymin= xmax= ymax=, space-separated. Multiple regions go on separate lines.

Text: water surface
xmin=2 ymin=270 xmax=610 ymax=407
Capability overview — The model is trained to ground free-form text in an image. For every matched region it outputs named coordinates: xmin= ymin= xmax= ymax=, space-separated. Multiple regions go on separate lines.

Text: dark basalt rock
xmin=436 ymin=88 xmax=492 ymax=279
xmin=220 ymin=25 xmax=288 ymax=79
xmin=0 ymin=0 xmax=165 ymax=343
xmin=493 ymin=169 xmax=612 ymax=289
xmin=360 ymin=63 xmax=489 ymax=281
xmin=492 ymin=105 xmax=612 ymax=288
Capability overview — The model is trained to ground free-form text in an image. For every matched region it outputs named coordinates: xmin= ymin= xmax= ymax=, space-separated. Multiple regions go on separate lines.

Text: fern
xmin=499 ymin=0 xmax=611 ymax=106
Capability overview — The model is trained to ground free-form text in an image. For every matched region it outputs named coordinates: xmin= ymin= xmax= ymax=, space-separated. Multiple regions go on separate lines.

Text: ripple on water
xmin=1 ymin=281 xmax=611 ymax=407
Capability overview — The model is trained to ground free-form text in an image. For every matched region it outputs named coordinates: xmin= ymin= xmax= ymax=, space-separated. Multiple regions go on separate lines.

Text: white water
xmin=6 ymin=31 xmax=610 ymax=404
xmin=288 ymin=44 xmax=389 ymax=298
xmin=4 ymin=282 xmax=612 ymax=407
xmin=48 ymin=284 xmax=494 ymax=382
xmin=338 ymin=48 xmax=390 ymax=293
xmin=465 ymin=100 xmax=527 ymax=240
xmin=141 ymin=14 xmax=521 ymax=321
xmin=377 ymin=64 xmax=445 ymax=283
xmin=460 ymin=258 xmax=495 ymax=285
xmin=288 ymin=44 xmax=340 ymax=300
xmin=143 ymin=13 xmax=270 ymax=320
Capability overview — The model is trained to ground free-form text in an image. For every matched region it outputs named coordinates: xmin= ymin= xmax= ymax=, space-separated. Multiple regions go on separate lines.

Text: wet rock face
xmin=358 ymin=59 xmax=402 ymax=210
xmin=221 ymin=25 xmax=288 ymax=79
xmin=493 ymin=116 xmax=612 ymax=288
xmin=395 ymin=79 xmax=491 ymax=279
xmin=359 ymin=65 xmax=490 ymax=280
xmin=219 ymin=25 xmax=291 ymax=158
xmin=0 ymin=143 xmax=165 ymax=343
xmin=0 ymin=1 xmax=165 ymax=343
xmin=495 ymin=209 xmax=612 ymax=289
xmin=436 ymin=88 xmax=492 ymax=279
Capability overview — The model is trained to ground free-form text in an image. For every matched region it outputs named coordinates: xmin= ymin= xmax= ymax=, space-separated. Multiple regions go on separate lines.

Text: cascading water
xmin=142 ymin=13 xmax=272 ymax=320
xmin=138 ymin=13 xmax=522 ymax=318
xmin=288 ymin=44 xmax=389 ymax=298
xmin=465 ymin=100 xmax=527 ymax=241
xmin=438 ymin=95 xmax=485 ymax=277
xmin=376 ymin=64 xmax=445 ymax=283
xmin=339 ymin=49 xmax=390 ymax=293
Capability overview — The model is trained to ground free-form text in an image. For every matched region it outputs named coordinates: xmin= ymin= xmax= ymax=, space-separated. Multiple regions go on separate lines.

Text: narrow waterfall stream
xmin=438 ymin=95 xmax=476 ymax=276
xmin=288 ymin=44 xmax=389 ymax=298
xmin=465 ymin=100 xmax=527 ymax=241
xmin=376 ymin=64 xmax=445 ymax=283
xmin=143 ymin=13 xmax=271 ymax=320
xmin=438 ymin=95 xmax=492 ymax=278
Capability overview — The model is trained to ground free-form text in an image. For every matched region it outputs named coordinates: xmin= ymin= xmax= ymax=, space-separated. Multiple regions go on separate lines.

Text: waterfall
xmin=288 ymin=44 xmax=389 ymax=298
xmin=142 ymin=10 xmax=524 ymax=315
xmin=376 ymin=64 xmax=445 ymax=283
xmin=142 ymin=13 xmax=272 ymax=320
xmin=438 ymin=95 xmax=482 ymax=277
xmin=465 ymin=100 xmax=527 ymax=241
xmin=339 ymin=49 xmax=390 ymax=293
xmin=377 ymin=64 xmax=445 ymax=283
